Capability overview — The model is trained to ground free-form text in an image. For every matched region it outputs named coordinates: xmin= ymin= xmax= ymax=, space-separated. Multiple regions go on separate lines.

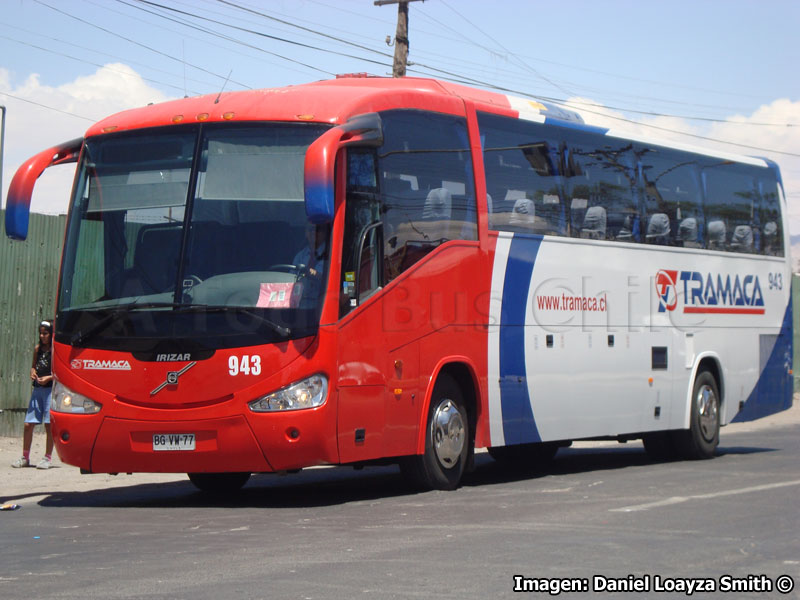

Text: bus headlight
xmin=52 ymin=381 xmax=102 ymax=414
xmin=248 ymin=375 xmax=328 ymax=412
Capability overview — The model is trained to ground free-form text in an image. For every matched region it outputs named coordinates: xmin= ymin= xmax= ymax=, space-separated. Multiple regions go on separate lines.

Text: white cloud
xmin=1 ymin=63 xmax=169 ymax=214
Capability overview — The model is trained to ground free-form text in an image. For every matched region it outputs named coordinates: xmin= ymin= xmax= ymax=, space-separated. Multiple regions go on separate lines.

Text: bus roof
xmin=85 ymin=76 xmax=582 ymax=137
xmin=85 ymin=75 xmax=768 ymax=169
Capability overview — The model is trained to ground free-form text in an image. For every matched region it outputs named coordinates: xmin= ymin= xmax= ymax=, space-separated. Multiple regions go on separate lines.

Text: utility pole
xmin=374 ymin=0 xmax=424 ymax=77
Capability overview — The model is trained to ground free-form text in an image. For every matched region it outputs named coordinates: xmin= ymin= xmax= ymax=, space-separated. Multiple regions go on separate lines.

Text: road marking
xmin=610 ymin=479 xmax=800 ymax=512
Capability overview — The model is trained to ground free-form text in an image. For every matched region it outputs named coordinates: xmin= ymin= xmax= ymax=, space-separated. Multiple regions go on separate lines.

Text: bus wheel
xmin=187 ymin=472 xmax=251 ymax=493
xmin=672 ymin=370 xmax=720 ymax=459
xmin=401 ymin=374 xmax=469 ymax=490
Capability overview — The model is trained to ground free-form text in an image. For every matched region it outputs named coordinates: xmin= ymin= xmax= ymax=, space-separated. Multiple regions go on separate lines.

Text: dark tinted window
xmin=478 ymin=113 xmax=566 ymax=236
xmin=561 ymin=130 xmax=639 ymax=242
xmin=341 ymin=149 xmax=382 ymax=317
xmin=379 ymin=110 xmax=477 ymax=283
xmin=475 ymin=112 xmax=785 ymax=257
xmin=638 ymin=145 xmax=703 ymax=248
xmin=759 ymin=175 xmax=784 ymax=256
xmin=703 ymin=163 xmax=758 ymax=253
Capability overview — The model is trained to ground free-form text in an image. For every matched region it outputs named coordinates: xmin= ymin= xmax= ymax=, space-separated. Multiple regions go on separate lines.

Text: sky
xmin=1 ymin=0 xmax=799 ymax=233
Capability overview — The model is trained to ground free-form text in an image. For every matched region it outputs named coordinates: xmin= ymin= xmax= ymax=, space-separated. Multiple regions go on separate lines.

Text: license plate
xmin=152 ymin=433 xmax=195 ymax=451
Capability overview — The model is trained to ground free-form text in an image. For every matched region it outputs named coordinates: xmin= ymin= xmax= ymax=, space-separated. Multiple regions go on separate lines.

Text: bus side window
xmin=340 ymin=149 xmax=381 ymax=317
xmin=704 ymin=164 xmax=758 ymax=254
xmin=562 ymin=131 xmax=639 ymax=242
xmin=379 ymin=110 xmax=477 ymax=283
xmin=477 ymin=112 xmax=566 ymax=236
xmin=638 ymin=146 xmax=703 ymax=248
xmin=759 ymin=175 xmax=784 ymax=257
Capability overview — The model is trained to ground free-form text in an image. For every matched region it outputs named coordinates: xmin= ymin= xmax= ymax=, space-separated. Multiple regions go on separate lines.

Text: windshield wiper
xmin=69 ymin=302 xmax=291 ymax=345
xmin=174 ymin=305 xmax=292 ymax=338
xmin=69 ymin=302 xmax=186 ymax=345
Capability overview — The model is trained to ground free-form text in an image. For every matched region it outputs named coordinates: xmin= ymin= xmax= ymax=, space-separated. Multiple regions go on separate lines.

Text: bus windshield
xmin=58 ymin=123 xmax=330 ymax=349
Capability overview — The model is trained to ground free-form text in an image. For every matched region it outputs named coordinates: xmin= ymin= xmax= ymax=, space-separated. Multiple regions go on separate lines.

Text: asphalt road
xmin=2 ymin=420 xmax=799 ymax=600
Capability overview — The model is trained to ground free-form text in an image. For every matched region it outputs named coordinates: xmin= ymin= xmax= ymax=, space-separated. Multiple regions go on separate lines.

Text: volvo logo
xmin=150 ymin=362 xmax=197 ymax=396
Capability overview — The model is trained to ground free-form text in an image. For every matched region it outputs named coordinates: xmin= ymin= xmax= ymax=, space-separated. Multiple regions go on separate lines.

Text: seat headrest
xmin=581 ymin=206 xmax=607 ymax=239
xmin=509 ymin=198 xmax=535 ymax=225
xmin=646 ymin=213 xmax=670 ymax=238
xmin=731 ymin=224 xmax=753 ymax=249
xmin=677 ymin=217 xmax=698 ymax=241
xmin=707 ymin=220 xmax=726 ymax=243
xmin=423 ymin=188 xmax=452 ymax=219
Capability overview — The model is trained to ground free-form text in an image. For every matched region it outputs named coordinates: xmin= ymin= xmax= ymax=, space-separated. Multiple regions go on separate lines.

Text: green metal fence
xmin=0 ymin=211 xmax=66 ymax=436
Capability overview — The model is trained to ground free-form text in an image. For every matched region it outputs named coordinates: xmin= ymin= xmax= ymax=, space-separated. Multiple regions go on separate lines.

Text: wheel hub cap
xmin=696 ymin=384 xmax=719 ymax=442
xmin=432 ymin=399 xmax=465 ymax=469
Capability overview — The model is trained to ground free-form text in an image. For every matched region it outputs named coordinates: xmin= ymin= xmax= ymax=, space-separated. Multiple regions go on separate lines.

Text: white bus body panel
xmin=487 ymin=233 xmax=791 ymax=447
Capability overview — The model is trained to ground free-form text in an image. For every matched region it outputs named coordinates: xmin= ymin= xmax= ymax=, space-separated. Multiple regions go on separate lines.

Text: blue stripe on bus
xmin=499 ymin=234 xmax=543 ymax=444
xmin=732 ymin=296 xmax=794 ymax=422
xmin=542 ymin=116 xmax=609 ymax=135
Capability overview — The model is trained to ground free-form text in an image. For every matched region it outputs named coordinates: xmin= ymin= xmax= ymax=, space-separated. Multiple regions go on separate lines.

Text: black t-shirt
xmin=33 ymin=346 xmax=52 ymax=388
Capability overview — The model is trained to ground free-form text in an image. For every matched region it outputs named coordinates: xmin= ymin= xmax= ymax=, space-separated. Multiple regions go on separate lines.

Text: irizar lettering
xmin=156 ymin=353 xmax=191 ymax=362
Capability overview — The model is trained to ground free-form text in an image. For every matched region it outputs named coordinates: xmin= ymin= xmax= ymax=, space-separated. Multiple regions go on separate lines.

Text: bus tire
xmin=671 ymin=370 xmax=720 ymax=459
xmin=187 ymin=472 xmax=251 ymax=493
xmin=401 ymin=374 xmax=469 ymax=491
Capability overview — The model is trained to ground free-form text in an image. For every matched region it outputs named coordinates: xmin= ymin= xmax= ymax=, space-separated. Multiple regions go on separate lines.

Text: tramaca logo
xmin=655 ymin=270 xmax=679 ymax=312
xmin=656 ymin=269 xmax=765 ymax=315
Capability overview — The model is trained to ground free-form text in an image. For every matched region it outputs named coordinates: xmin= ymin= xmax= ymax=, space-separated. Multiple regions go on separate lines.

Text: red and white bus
xmin=5 ymin=76 xmax=792 ymax=492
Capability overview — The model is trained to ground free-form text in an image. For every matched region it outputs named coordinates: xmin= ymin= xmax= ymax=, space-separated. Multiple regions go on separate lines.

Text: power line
xmin=406 ymin=64 xmax=800 ymax=158
xmin=141 ymin=0 xmax=798 ymax=131
xmin=84 ymin=0 xmax=306 ymax=88
xmin=130 ymin=0 xmax=389 ymax=72
xmin=541 ymin=96 xmax=800 ymax=128
xmin=119 ymin=0 xmax=336 ymax=78
xmin=33 ymin=0 xmax=252 ymax=88
xmin=11 ymin=0 xmax=800 ymax=159
xmin=0 ymin=33 xmax=204 ymax=96
xmin=417 ymin=10 xmax=767 ymax=105
xmin=215 ymin=0 xmax=392 ymax=60
xmin=0 ymin=91 xmax=96 ymax=121
xmin=437 ymin=0 xmax=577 ymax=98
xmin=406 ymin=2 xmax=784 ymax=121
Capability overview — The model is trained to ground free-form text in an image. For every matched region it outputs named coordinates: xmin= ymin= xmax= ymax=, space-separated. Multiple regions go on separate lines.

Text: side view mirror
xmin=304 ymin=113 xmax=382 ymax=224
xmin=5 ymin=138 xmax=83 ymax=241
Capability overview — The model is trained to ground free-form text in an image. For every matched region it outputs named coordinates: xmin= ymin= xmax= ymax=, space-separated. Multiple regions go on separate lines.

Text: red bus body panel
xmin=46 ymin=76 xmax=522 ymax=473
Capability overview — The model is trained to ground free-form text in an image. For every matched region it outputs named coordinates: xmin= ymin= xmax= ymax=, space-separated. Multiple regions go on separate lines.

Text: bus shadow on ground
xmin=464 ymin=442 xmax=777 ymax=487
xmin=37 ymin=465 xmax=413 ymax=509
xmin=34 ymin=443 xmax=777 ymax=509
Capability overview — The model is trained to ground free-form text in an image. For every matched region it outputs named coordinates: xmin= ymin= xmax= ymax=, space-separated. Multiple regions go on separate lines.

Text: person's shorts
xmin=24 ymin=386 xmax=52 ymax=424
